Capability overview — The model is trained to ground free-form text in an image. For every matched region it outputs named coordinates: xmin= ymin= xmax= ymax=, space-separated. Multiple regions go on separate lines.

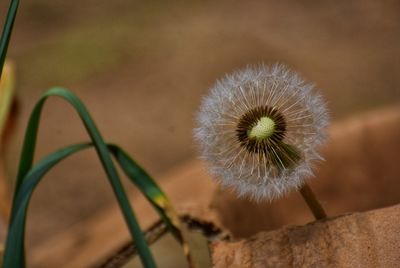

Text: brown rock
xmin=212 ymin=204 xmax=400 ymax=267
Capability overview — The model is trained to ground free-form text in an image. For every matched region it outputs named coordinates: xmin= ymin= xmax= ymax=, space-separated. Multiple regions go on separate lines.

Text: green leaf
xmin=6 ymin=87 xmax=156 ymax=268
xmin=0 ymin=0 xmax=19 ymax=79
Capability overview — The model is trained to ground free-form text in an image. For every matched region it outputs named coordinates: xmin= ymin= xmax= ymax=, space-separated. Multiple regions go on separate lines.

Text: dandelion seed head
xmin=194 ymin=63 xmax=329 ymax=201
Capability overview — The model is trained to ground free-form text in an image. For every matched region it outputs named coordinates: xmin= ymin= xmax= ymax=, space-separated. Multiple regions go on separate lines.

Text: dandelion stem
xmin=299 ymin=183 xmax=327 ymax=220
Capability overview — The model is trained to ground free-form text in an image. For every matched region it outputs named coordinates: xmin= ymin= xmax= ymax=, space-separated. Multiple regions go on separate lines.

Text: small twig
xmin=96 ymin=215 xmax=229 ymax=268
xmin=96 ymin=219 xmax=168 ymax=268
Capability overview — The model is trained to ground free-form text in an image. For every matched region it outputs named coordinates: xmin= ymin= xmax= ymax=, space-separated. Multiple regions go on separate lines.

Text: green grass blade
xmin=108 ymin=144 xmax=182 ymax=240
xmin=8 ymin=87 xmax=156 ymax=268
xmin=0 ymin=0 xmax=19 ymax=79
xmin=108 ymin=146 xmax=211 ymax=267
xmin=3 ymin=143 xmax=91 ymax=267
xmin=4 ymin=142 xmax=184 ymax=268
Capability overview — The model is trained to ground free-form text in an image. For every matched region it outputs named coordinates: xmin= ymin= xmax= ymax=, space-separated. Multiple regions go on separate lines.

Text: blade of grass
xmin=6 ymin=139 xmax=210 ymax=267
xmin=0 ymin=0 xmax=19 ymax=79
xmin=109 ymin=145 xmax=212 ymax=267
xmin=7 ymin=87 xmax=156 ymax=268
xmin=4 ymin=142 xmax=181 ymax=268
xmin=3 ymin=143 xmax=91 ymax=267
xmin=109 ymin=145 xmax=212 ymax=268
xmin=0 ymin=61 xmax=15 ymax=138
xmin=108 ymin=144 xmax=182 ymax=240
xmin=0 ymin=61 xmax=14 ymax=222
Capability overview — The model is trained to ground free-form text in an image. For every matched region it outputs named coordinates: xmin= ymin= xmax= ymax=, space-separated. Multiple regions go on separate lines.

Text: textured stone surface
xmin=212 ymin=204 xmax=400 ymax=267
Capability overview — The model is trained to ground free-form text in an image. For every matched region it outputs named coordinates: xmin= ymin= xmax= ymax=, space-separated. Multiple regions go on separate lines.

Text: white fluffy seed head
xmin=194 ymin=63 xmax=329 ymax=202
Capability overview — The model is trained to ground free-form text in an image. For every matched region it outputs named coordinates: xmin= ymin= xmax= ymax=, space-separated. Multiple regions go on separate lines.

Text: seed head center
xmin=248 ymin=116 xmax=276 ymax=140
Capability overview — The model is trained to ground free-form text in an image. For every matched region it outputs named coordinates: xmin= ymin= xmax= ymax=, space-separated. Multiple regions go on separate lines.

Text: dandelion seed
xmin=194 ymin=64 xmax=329 ymax=205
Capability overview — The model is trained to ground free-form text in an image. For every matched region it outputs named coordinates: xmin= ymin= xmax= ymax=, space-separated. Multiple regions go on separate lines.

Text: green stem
xmin=299 ymin=183 xmax=327 ymax=220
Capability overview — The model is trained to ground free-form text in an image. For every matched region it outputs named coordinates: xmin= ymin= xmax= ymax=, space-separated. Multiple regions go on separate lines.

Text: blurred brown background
xmin=1 ymin=0 xmax=400 ymax=267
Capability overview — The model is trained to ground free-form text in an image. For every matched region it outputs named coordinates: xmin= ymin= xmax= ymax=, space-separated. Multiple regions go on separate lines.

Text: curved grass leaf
xmin=3 ymin=143 xmax=91 ymax=267
xmin=108 ymin=147 xmax=211 ymax=267
xmin=6 ymin=88 xmax=156 ymax=268
xmin=0 ymin=0 xmax=19 ymax=79
xmin=4 ymin=142 xmax=184 ymax=267
xmin=108 ymin=144 xmax=182 ymax=241
xmin=0 ymin=61 xmax=15 ymax=139
xmin=0 ymin=61 xmax=15 ymax=223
